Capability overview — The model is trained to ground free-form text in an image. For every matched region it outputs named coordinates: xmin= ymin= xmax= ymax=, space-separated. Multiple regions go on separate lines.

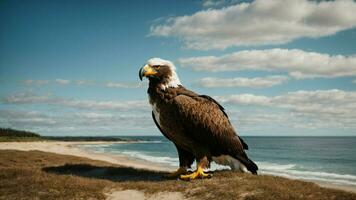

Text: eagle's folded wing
xmin=172 ymin=94 xmax=245 ymax=156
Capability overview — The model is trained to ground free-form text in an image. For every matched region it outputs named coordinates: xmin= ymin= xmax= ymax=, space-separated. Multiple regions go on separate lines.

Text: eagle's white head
xmin=139 ymin=58 xmax=182 ymax=90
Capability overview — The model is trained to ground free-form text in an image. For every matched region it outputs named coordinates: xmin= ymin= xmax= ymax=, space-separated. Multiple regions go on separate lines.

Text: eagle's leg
xmin=180 ymin=157 xmax=212 ymax=180
xmin=179 ymin=166 xmax=211 ymax=180
xmin=164 ymin=146 xmax=194 ymax=178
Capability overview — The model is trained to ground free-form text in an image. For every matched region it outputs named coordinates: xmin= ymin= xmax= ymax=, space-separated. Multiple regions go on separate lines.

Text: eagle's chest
xmin=148 ymin=95 xmax=180 ymax=133
xmin=149 ymin=95 xmax=165 ymax=126
xmin=148 ymin=91 xmax=197 ymax=152
xmin=151 ymin=101 xmax=161 ymax=126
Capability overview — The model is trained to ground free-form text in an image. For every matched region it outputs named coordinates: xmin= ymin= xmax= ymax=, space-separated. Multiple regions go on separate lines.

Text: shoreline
xmin=0 ymin=141 xmax=355 ymax=194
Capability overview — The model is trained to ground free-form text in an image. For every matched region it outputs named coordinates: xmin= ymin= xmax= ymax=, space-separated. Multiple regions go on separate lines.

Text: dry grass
xmin=0 ymin=150 xmax=113 ymax=200
xmin=0 ymin=150 xmax=355 ymax=200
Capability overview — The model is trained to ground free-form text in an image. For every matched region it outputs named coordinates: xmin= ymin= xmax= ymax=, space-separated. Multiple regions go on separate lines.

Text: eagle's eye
xmin=153 ymin=65 xmax=161 ymax=70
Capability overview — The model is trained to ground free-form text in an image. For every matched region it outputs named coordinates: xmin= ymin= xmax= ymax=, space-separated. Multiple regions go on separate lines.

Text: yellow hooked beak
xmin=139 ymin=64 xmax=157 ymax=80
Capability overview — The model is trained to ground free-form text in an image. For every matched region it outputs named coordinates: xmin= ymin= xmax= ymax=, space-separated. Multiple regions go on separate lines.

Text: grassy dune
xmin=0 ymin=128 xmax=44 ymax=142
xmin=0 ymin=150 xmax=355 ymax=200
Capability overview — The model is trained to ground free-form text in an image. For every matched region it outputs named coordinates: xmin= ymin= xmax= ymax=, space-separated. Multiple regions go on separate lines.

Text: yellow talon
xmin=164 ymin=167 xmax=188 ymax=178
xmin=179 ymin=166 xmax=212 ymax=180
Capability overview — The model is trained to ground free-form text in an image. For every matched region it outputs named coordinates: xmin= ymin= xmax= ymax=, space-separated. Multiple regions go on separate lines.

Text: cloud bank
xmin=179 ymin=49 xmax=356 ymax=79
xmin=217 ymin=89 xmax=356 ymax=126
xmin=106 ymin=82 xmax=143 ymax=89
xmin=1 ymin=90 xmax=355 ymax=135
xmin=150 ymin=0 xmax=356 ymax=50
xmin=0 ymin=110 xmax=154 ymax=135
xmin=2 ymin=92 xmax=149 ymax=112
xmin=0 ymin=93 xmax=153 ymax=135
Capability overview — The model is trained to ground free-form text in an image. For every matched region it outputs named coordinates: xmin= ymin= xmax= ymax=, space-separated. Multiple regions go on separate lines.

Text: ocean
xmin=79 ymin=136 xmax=356 ymax=187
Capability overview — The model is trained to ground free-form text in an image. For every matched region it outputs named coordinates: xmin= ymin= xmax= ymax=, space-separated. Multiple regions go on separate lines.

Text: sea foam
xmin=257 ymin=161 xmax=356 ymax=186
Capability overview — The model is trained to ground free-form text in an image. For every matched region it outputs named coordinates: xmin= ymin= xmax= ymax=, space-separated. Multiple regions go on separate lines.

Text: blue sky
xmin=1 ymin=0 xmax=356 ymax=136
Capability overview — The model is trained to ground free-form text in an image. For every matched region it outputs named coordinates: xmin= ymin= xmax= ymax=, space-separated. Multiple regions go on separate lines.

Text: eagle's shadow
xmin=42 ymin=164 xmax=168 ymax=182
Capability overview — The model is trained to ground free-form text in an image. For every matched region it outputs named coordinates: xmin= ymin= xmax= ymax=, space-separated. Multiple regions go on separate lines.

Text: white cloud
xmin=24 ymin=80 xmax=50 ymax=86
xmin=196 ymin=75 xmax=288 ymax=88
xmin=217 ymin=89 xmax=356 ymax=130
xmin=179 ymin=48 xmax=356 ymax=79
xmin=75 ymin=80 xmax=96 ymax=86
xmin=2 ymin=92 xmax=149 ymax=111
xmin=55 ymin=79 xmax=71 ymax=85
xmin=218 ymin=89 xmax=356 ymax=117
xmin=106 ymin=82 xmax=143 ymax=89
xmin=150 ymin=0 xmax=356 ymax=50
xmin=23 ymin=79 xmax=143 ymax=88
xmin=218 ymin=93 xmax=271 ymax=106
xmin=2 ymin=92 xmax=54 ymax=104
xmin=202 ymin=0 xmax=224 ymax=7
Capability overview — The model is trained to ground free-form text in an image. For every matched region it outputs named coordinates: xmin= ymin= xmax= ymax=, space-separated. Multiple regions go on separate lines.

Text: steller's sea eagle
xmin=139 ymin=58 xmax=258 ymax=180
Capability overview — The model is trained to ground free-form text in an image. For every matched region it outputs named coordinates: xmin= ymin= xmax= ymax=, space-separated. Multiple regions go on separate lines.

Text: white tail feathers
xmin=212 ymin=155 xmax=248 ymax=173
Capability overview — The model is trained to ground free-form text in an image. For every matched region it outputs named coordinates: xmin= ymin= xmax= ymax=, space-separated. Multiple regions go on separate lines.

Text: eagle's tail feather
xmin=238 ymin=156 xmax=258 ymax=175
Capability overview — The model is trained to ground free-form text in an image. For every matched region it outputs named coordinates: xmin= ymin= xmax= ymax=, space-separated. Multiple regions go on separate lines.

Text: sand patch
xmin=106 ymin=190 xmax=184 ymax=200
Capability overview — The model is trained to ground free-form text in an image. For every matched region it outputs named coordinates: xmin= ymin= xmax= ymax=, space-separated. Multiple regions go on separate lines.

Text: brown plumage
xmin=139 ymin=58 xmax=258 ymax=178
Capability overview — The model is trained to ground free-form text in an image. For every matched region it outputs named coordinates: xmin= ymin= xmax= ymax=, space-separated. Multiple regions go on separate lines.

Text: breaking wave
xmin=257 ymin=162 xmax=356 ymax=186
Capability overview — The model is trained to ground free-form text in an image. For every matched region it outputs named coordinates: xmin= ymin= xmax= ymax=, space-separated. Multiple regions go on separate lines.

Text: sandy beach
xmin=1 ymin=141 xmax=356 ymax=196
xmin=0 ymin=141 xmax=174 ymax=172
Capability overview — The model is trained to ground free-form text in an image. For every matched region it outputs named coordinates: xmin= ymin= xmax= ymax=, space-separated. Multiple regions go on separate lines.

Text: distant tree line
xmin=0 ymin=128 xmax=134 ymax=142
xmin=0 ymin=128 xmax=40 ymax=137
